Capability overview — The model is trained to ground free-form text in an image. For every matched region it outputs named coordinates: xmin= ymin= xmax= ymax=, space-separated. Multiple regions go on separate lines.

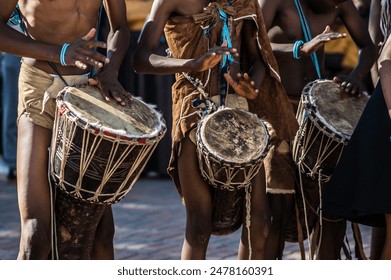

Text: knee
xmin=18 ymin=218 xmax=51 ymax=259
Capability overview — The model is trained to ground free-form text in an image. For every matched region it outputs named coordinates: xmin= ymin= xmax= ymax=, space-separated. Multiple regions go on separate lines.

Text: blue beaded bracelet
xmin=60 ymin=43 xmax=70 ymax=66
xmin=293 ymin=40 xmax=304 ymax=59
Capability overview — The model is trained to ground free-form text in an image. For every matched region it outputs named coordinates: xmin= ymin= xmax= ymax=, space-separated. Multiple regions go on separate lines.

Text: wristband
xmin=60 ymin=43 xmax=71 ymax=66
xmin=293 ymin=40 xmax=304 ymax=59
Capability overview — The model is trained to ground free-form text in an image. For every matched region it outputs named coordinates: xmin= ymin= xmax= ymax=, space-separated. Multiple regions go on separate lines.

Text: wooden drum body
xmin=50 ymin=85 xmax=166 ymax=259
xmin=196 ymin=107 xmax=270 ymax=235
xmin=292 ymin=79 xmax=369 ymax=182
xmin=287 ymin=79 xmax=369 ymax=243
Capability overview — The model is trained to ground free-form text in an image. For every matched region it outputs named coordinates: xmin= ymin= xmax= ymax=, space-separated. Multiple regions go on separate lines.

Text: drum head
xmin=58 ymin=85 xmax=165 ymax=140
xmin=198 ymin=108 xmax=269 ymax=164
xmin=304 ymin=79 xmax=369 ymax=140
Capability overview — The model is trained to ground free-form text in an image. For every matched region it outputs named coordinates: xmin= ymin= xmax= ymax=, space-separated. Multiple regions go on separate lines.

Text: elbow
xmin=132 ymin=52 xmax=146 ymax=74
xmin=132 ymin=48 xmax=153 ymax=74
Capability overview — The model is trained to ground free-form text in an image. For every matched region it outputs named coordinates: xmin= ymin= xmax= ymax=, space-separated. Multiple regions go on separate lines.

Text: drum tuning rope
xmin=314 ymin=170 xmax=323 ymax=259
xmin=297 ymin=168 xmax=313 ymax=259
xmin=244 ymin=183 xmax=253 ymax=259
xmin=47 ymin=147 xmax=59 ymax=260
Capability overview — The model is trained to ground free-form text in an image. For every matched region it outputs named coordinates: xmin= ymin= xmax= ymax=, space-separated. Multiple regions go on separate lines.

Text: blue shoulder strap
xmin=294 ymin=0 xmax=322 ymax=79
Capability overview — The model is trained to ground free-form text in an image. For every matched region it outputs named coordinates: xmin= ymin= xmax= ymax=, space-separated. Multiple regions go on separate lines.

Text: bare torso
xmin=19 ymin=0 xmax=102 ymax=74
xmin=264 ymin=0 xmax=342 ymax=98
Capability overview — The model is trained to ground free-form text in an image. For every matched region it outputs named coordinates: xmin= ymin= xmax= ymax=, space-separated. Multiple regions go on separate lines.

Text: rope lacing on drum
xmin=47 ymin=147 xmax=59 ymax=260
xmin=76 ymin=124 xmax=103 ymax=199
xmin=244 ymin=183 xmax=253 ymax=259
xmin=51 ymin=102 xmax=161 ymax=204
xmin=297 ymin=167 xmax=313 ymax=259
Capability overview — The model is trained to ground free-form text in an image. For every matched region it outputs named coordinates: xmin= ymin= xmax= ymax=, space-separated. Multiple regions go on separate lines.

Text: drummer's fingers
xmin=100 ymin=88 xmax=112 ymax=102
xmin=224 ymin=73 xmax=242 ymax=94
xmin=78 ymin=48 xmax=110 ymax=63
xmin=88 ymin=77 xmax=98 ymax=86
xmin=82 ymin=28 xmax=96 ymax=41
xmin=80 ymin=40 xmax=108 ymax=50
xmin=333 ymin=75 xmax=343 ymax=85
xmin=88 ymin=78 xmax=110 ymax=102
xmin=116 ymin=86 xmax=133 ymax=102
xmin=74 ymin=57 xmax=102 ymax=69
xmin=110 ymin=89 xmax=126 ymax=106
xmin=351 ymin=85 xmax=360 ymax=96
xmin=75 ymin=60 xmax=88 ymax=70
xmin=242 ymin=73 xmax=250 ymax=81
xmin=125 ymin=91 xmax=133 ymax=101
xmin=76 ymin=49 xmax=109 ymax=67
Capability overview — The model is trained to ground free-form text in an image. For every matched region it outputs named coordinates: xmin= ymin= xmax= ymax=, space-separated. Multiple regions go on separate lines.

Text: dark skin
xmin=260 ymin=0 xmax=376 ymax=99
xmin=0 ymin=0 xmax=130 ymax=259
xmin=259 ymin=0 xmax=376 ymax=260
xmin=134 ymin=0 xmax=270 ymax=259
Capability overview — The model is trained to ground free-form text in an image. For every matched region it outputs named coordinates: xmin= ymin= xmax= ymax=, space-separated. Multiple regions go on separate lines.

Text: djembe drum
xmin=286 ymin=79 xmax=369 ymax=243
xmin=196 ymin=107 xmax=270 ymax=235
xmin=50 ymin=85 xmax=166 ymax=259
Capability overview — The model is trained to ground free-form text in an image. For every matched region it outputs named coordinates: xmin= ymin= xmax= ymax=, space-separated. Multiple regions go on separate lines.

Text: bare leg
xmin=92 ymin=206 xmax=115 ymax=260
xmin=265 ymin=193 xmax=295 ymax=259
xmin=370 ymin=227 xmax=386 ymax=260
xmin=238 ymin=166 xmax=271 ymax=259
xmin=315 ymin=217 xmax=346 ymax=260
xmin=17 ymin=116 xmax=53 ymax=259
xmin=178 ymin=135 xmax=213 ymax=260
xmin=381 ymin=214 xmax=391 ymax=260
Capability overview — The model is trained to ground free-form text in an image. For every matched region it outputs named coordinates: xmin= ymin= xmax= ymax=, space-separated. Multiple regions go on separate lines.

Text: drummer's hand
xmin=300 ymin=26 xmax=346 ymax=56
xmin=333 ymin=74 xmax=363 ymax=97
xmin=223 ymin=72 xmax=259 ymax=100
xmin=89 ymin=70 xmax=132 ymax=106
xmin=191 ymin=41 xmax=238 ymax=72
xmin=63 ymin=28 xmax=110 ymax=70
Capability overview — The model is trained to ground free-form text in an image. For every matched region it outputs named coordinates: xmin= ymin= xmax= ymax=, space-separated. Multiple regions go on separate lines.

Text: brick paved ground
xmin=0 ymin=162 xmax=372 ymax=260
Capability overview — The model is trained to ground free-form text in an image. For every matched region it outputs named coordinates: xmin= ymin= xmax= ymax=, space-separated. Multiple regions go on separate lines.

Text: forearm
xmin=0 ymin=23 xmax=61 ymax=62
xmin=250 ymin=59 xmax=266 ymax=90
xmin=349 ymin=43 xmax=377 ymax=80
xmin=104 ymin=25 xmax=130 ymax=75
xmin=133 ymin=51 xmax=194 ymax=75
xmin=270 ymin=42 xmax=295 ymax=56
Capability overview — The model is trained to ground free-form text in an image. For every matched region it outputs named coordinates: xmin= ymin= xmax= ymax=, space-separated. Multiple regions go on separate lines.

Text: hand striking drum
xmin=288 ymin=79 xmax=369 ymax=252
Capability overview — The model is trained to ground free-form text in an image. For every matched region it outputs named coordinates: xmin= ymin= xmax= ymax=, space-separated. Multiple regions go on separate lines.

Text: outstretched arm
xmin=259 ymin=0 xmax=346 ymax=57
xmin=133 ymin=0 xmax=237 ymax=75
